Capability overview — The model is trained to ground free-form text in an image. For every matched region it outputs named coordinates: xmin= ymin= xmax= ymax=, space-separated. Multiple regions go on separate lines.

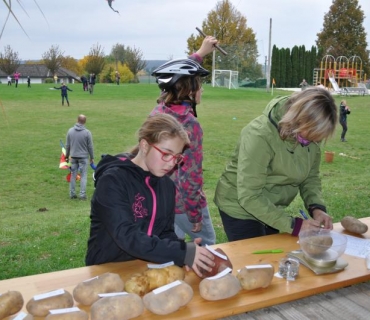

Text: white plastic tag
xmin=153 ymin=280 xmax=181 ymax=294
xmin=147 ymin=261 xmax=174 ymax=269
xmin=34 ymin=289 xmax=65 ymax=301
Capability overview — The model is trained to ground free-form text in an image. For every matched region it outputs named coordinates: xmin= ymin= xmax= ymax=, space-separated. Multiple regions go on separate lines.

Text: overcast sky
xmin=1 ymin=0 xmax=369 ymax=64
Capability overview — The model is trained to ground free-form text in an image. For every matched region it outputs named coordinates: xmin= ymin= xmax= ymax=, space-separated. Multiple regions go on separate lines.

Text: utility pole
xmin=266 ymin=18 xmax=272 ymax=92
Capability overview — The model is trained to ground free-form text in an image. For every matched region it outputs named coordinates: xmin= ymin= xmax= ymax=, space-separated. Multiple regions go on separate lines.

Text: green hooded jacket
xmin=214 ymin=95 xmax=326 ymax=233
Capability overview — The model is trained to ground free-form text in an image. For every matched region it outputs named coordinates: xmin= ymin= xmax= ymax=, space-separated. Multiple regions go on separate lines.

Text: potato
xmin=26 ymin=289 xmax=74 ymax=317
xmin=125 ymin=265 xmax=184 ymax=296
xmin=90 ymin=293 xmax=144 ymax=320
xmin=0 ymin=291 xmax=24 ymax=320
xmin=301 ymin=235 xmax=333 ymax=255
xmin=199 ymin=273 xmax=241 ymax=301
xmin=45 ymin=309 xmax=88 ymax=320
xmin=237 ymin=264 xmax=274 ymax=290
xmin=198 ymin=248 xmax=233 ymax=278
xmin=73 ymin=273 xmax=124 ymax=305
xmin=341 ymin=216 xmax=368 ymax=235
xmin=143 ymin=280 xmax=193 ymax=315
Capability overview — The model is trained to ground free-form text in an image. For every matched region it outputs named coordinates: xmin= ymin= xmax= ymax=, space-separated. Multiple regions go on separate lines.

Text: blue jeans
xmin=70 ymin=158 xmax=88 ymax=198
xmin=174 ymin=206 xmax=216 ymax=246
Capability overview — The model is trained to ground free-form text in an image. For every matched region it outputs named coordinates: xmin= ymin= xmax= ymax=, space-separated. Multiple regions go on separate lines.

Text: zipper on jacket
xmin=145 ymin=176 xmax=157 ymax=236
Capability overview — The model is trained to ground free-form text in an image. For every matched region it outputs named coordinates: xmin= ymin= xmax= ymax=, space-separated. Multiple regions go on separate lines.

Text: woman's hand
xmin=190 ymin=238 xmax=215 ymax=277
xmin=196 ymin=36 xmax=218 ymax=58
xmin=312 ymin=209 xmax=333 ymax=229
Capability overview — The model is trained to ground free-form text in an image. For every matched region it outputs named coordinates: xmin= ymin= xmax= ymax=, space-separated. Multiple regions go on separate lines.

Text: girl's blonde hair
xmin=279 ymin=87 xmax=338 ymax=143
xmin=130 ymin=113 xmax=190 ymax=155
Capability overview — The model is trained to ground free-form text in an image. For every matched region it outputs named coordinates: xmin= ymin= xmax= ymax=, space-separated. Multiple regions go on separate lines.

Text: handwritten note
xmin=344 ymin=234 xmax=370 ymax=258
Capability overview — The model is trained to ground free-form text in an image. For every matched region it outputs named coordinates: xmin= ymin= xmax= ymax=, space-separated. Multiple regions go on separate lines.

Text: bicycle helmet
xmin=152 ymin=58 xmax=210 ymax=90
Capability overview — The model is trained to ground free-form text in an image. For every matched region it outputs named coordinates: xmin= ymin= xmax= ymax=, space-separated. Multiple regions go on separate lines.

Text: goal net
xmin=212 ymin=70 xmax=239 ymax=89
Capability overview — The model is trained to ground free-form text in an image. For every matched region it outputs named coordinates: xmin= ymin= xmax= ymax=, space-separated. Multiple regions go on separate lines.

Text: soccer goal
xmin=212 ymin=69 xmax=239 ymax=89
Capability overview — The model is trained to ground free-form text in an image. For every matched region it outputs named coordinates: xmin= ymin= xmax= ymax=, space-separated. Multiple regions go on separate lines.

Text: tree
xmin=0 ymin=45 xmax=20 ymax=75
xmin=110 ymin=43 xmax=125 ymax=69
xmin=60 ymin=56 xmax=83 ymax=76
xmin=42 ymin=45 xmax=64 ymax=76
xmin=186 ymin=0 xmax=261 ymax=81
xmin=125 ymin=46 xmax=146 ymax=83
xmin=316 ymin=0 xmax=369 ymax=74
xmin=85 ymin=43 xmax=106 ymax=76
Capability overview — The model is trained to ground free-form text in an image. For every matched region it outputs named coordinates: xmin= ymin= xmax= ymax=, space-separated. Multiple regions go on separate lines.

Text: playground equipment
xmin=312 ymin=55 xmax=368 ymax=94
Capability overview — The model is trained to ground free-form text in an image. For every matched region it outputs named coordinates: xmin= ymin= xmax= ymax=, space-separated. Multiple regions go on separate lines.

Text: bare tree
xmin=125 ymin=46 xmax=146 ymax=83
xmin=42 ymin=45 xmax=64 ymax=76
xmin=0 ymin=45 xmax=20 ymax=75
xmin=85 ymin=43 xmax=106 ymax=76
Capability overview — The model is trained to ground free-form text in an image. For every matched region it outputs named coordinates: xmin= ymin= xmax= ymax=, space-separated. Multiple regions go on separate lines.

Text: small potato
xmin=237 ymin=264 xmax=274 ymax=290
xmin=199 ymin=273 xmax=241 ymax=301
xmin=73 ymin=273 xmax=124 ymax=305
xmin=125 ymin=265 xmax=185 ymax=296
xmin=143 ymin=280 xmax=193 ymax=315
xmin=301 ymin=235 xmax=333 ymax=255
xmin=90 ymin=293 xmax=144 ymax=320
xmin=341 ymin=216 xmax=368 ymax=235
xmin=45 ymin=309 xmax=88 ymax=320
xmin=0 ymin=291 xmax=24 ymax=320
xmin=26 ymin=290 xmax=74 ymax=317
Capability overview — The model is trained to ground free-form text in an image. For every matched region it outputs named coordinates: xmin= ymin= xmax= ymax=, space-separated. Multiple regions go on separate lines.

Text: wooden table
xmin=1 ymin=218 xmax=370 ymax=320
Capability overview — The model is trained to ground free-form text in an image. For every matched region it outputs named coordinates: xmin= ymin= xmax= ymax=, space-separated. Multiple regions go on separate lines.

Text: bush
xmin=44 ymin=78 xmax=54 ymax=84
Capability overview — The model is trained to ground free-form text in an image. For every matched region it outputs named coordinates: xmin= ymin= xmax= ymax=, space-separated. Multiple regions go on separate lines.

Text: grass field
xmin=1 ymin=83 xmax=369 ymax=280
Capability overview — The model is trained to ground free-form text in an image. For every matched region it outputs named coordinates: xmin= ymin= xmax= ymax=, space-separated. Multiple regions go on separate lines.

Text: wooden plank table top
xmin=1 ymin=218 xmax=370 ymax=320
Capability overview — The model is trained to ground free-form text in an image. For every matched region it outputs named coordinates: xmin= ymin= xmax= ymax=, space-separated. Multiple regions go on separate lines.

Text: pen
xmin=299 ymin=209 xmax=309 ymax=220
xmin=252 ymin=249 xmax=284 ymax=254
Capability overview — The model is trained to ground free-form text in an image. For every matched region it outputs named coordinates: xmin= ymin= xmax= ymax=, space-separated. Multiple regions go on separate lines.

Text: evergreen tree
xmin=291 ymin=46 xmax=299 ymax=86
xmin=316 ymin=0 xmax=369 ymax=75
xmin=280 ymin=48 xmax=286 ymax=87
xmin=285 ymin=48 xmax=292 ymax=87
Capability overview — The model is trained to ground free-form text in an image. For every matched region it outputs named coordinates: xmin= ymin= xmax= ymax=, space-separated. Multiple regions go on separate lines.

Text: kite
xmin=107 ymin=0 xmax=119 ymax=14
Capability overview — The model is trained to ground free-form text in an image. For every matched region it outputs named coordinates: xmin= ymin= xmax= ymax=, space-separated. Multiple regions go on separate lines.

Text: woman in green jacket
xmin=214 ymin=87 xmax=337 ymax=240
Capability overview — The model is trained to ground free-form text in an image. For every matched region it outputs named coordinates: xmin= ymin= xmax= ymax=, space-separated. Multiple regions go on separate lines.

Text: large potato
xmin=198 ymin=248 xmax=233 ymax=278
xmin=125 ymin=265 xmax=184 ymax=296
xmin=237 ymin=264 xmax=274 ymax=290
xmin=341 ymin=216 xmax=368 ymax=235
xmin=26 ymin=290 xmax=74 ymax=317
xmin=0 ymin=291 xmax=24 ymax=320
xmin=301 ymin=235 xmax=333 ymax=255
xmin=143 ymin=280 xmax=193 ymax=315
xmin=73 ymin=273 xmax=124 ymax=305
xmin=90 ymin=293 xmax=144 ymax=320
xmin=199 ymin=273 xmax=241 ymax=301
xmin=45 ymin=309 xmax=88 ymax=320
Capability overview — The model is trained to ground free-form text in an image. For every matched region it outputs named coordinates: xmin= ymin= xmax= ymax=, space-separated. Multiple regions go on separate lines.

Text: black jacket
xmin=339 ymin=103 xmax=351 ymax=123
xmin=85 ymin=155 xmax=187 ymax=266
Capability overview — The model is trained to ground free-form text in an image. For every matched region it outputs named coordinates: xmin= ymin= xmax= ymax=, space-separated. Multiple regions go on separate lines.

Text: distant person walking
xmin=27 ymin=76 xmax=31 ymax=88
xmin=54 ymin=82 xmax=73 ymax=106
xmin=89 ymin=73 xmax=96 ymax=94
xmin=13 ymin=71 xmax=20 ymax=88
xmin=299 ymin=79 xmax=309 ymax=91
xmin=339 ymin=100 xmax=351 ymax=142
xmin=65 ymin=114 xmax=95 ymax=200
xmin=81 ymin=75 xmax=88 ymax=91
xmin=7 ymin=75 xmax=12 ymax=86
xmin=115 ymin=71 xmax=120 ymax=85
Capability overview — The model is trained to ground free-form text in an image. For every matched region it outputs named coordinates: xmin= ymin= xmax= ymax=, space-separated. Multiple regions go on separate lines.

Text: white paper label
xmin=12 ymin=312 xmax=28 ymax=320
xmin=147 ymin=261 xmax=174 ymax=269
xmin=206 ymin=267 xmax=232 ymax=280
xmin=205 ymin=245 xmax=227 ymax=260
xmin=245 ymin=264 xmax=273 ymax=269
xmin=98 ymin=292 xmax=128 ymax=297
xmin=83 ymin=275 xmax=99 ymax=282
xmin=34 ymin=289 xmax=65 ymax=301
xmin=49 ymin=307 xmax=80 ymax=314
xmin=153 ymin=280 xmax=181 ymax=294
